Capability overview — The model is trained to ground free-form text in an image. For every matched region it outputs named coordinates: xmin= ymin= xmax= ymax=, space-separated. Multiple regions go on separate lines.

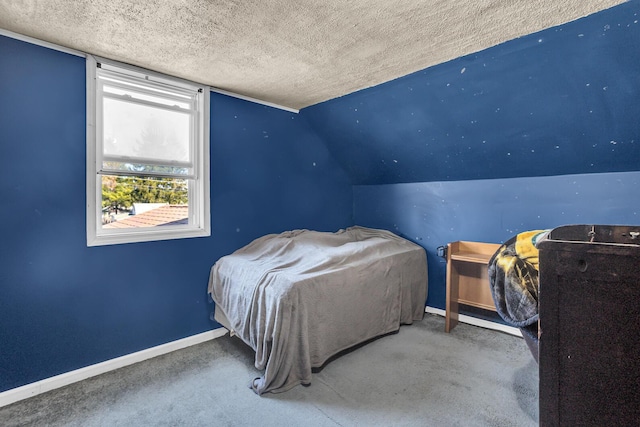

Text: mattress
xmin=208 ymin=226 xmax=428 ymax=394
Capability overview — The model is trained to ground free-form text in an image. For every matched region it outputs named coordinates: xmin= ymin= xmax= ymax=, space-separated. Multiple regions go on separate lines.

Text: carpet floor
xmin=0 ymin=313 xmax=538 ymax=426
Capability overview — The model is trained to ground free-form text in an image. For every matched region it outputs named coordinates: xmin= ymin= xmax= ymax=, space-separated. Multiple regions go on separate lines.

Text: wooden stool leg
xmin=445 ymin=243 xmax=459 ymax=332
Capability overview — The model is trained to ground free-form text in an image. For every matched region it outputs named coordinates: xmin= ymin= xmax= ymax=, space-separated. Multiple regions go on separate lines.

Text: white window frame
xmin=86 ymin=55 xmax=210 ymax=246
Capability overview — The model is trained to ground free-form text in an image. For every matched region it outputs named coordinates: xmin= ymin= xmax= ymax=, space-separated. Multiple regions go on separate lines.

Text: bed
xmin=207 ymin=226 xmax=428 ymax=395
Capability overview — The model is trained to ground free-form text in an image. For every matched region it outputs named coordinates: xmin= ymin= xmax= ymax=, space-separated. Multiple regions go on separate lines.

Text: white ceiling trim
xmin=0 ymin=28 xmax=298 ymax=113
xmin=0 ymin=28 xmax=85 ymax=58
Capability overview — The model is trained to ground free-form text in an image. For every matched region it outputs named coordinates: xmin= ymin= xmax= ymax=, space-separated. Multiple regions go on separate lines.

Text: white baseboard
xmin=0 ymin=328 xmax=228 ymax=408
xmin=425 ymin=306 xmax=523 ymax=337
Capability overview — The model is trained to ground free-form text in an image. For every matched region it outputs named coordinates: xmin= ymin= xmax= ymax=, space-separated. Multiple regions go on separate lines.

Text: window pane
xmin=101 ymin=174 xmax=189 ymax=229
xmin=103 ymin=97 xmax=191 ymax=163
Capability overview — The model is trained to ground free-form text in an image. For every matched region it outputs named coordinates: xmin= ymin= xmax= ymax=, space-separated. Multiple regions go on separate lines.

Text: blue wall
xmin=353 ymin=172 xmax=640 ymax=308
xmin=0 ymin=35 xmax=353 ymax=392
xmin=305 ymin=1 xmax=640 ymax=184
xmin=303 ymin=1 xmax=640 ymax=309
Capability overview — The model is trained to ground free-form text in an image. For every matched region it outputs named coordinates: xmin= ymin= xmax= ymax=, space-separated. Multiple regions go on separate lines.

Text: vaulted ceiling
xmin=0 ymin=1 xmax=626 ymax=110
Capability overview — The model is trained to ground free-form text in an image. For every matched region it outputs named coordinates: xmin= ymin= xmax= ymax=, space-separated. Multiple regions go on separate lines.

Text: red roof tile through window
xmin=103 ymin=205 xmax=188 ymax=229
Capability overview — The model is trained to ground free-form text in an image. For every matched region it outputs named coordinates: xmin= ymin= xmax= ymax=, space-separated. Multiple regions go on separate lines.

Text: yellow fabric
xmin=496 ymin=230 xmax=546 ymax=273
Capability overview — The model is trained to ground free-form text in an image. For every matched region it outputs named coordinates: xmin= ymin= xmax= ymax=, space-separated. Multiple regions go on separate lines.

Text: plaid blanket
xmin=488 ymin=230 xmax=548 ymax=341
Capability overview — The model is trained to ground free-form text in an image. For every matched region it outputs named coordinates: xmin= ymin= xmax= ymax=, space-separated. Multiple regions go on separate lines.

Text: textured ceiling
xmin=0 ymin=0 xmax=626 ymax=110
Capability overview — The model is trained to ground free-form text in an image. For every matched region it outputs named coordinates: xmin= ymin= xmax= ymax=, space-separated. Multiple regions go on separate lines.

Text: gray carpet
xmin=0 ymin=314 xmax=538 ymax=426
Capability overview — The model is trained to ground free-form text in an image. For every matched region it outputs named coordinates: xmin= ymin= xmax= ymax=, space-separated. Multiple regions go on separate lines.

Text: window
xmin=86 ymin=56 xmax=210 ymax=246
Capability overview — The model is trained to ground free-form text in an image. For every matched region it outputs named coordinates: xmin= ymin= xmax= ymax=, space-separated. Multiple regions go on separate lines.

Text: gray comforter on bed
xmin=207 ymin=226 xmax=428 ymax=395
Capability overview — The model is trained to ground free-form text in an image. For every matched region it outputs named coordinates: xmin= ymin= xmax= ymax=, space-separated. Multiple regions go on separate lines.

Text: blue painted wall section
xmin=303 ymin=1 xmax=640 ymax=309
xmin=211 ymin=93 xmax=353 ymax=247
xmin=353 ymin=172 xmax=640 ymax=308
xmin=0 ymin=35 xmax=352 ymax=392
xmin=304 ymin=1 xmax=640 ymax=185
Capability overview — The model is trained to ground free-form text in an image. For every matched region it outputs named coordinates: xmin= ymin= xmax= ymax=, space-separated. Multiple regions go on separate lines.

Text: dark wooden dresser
xmin=537 ymin=225 xmax=640 ymax=426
